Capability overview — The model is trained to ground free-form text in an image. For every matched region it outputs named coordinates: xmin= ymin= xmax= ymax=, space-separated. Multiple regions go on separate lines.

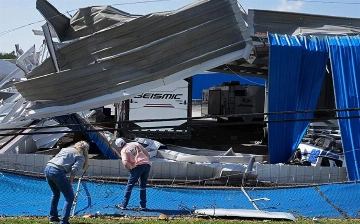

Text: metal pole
xmin=71 ymin=169 xmax=87 ymax=216
xmin=241 ymin=187 xmax=259 ymax=210
xmin=241 ymin=187 xmax=270 ymax=210
xmin=113 ymin=102 xmax=122 ymax=139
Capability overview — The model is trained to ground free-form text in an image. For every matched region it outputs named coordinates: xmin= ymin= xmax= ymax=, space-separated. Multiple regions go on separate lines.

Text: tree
xmin=0 ymin=51 xmax=16 ymax=59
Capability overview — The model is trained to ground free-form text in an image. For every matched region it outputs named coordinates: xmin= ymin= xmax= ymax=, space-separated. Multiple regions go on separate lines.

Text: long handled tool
xmin=71 ymin=169 xmax=87 ymax=216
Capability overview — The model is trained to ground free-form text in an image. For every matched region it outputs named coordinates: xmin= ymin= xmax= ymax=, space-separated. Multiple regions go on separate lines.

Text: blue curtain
xmin=327 ymin=36 xmax=360 ymax=181
xmin=267 ymin=34 xmax=329 ymax=164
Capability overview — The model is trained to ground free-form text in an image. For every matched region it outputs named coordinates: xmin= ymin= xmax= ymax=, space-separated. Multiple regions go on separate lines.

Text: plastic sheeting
xmin=267 ymin=34 xmax=328 ymax=164
xmin=327 ymin=36 xmax=360 ymax=181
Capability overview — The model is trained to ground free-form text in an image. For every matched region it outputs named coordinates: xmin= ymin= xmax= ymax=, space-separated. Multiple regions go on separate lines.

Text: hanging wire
xmin=0 ymin=106 xmax=356 ymax=131
xmin=225 ymin=64 xmax=265 ymax=86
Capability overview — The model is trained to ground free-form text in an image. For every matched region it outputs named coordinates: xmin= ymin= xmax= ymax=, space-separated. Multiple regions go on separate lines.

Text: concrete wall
xmin=255 ymin=163 xmax=348 ymax=184
xmin=0 ymin=154 xmax=215 ymax=180
xmin=0 ymin=154 xmax=348 ymax=183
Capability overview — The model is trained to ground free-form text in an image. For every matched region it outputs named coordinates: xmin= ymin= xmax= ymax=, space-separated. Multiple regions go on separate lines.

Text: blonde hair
xmin=74 ymin=141 xmax=89 ymax=169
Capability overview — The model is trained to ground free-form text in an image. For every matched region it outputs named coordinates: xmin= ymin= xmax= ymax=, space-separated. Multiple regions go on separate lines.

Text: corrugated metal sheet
xmin=192 ymin=73 xmax=265 ymax=99
xmin=327 ymin=36 xmax=360 ymax=181
xmin=248 ymin=9 xmax=360 ymax=36
xmin=36 ymin=0 xmax=139 ymax=42
xmin=267 ymin=33 xmax=328 ymax=164
xmin=15 ymin=0 xmax=252 ymax=112
xmin=35 ymin=0 xmax=70 ymax=41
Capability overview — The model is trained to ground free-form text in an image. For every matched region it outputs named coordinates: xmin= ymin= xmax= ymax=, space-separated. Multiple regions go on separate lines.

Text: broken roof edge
xmin=230 ymin=0 xmax=251 ymax=43
xmin=292 ymin=25 xmax=360 ymax=37
xmin=247 ymin=8 xmax=360 ymax=37
xmin=36 ymin=0 xmax=140 ymax=42
xmin=248 ymin=8 xmax=360 ymax=21
xmin=36 ymin=0 xmax=70 ymax=41
xmin=23 ymin=45 xmax=253 ymax=120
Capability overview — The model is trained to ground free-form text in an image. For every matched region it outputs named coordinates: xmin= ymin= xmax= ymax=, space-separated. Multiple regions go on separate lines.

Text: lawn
xmin=0 ymin=216 xmax=360 ymax=224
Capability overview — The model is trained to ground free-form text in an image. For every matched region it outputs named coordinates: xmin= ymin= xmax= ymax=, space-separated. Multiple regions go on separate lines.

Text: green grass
xmin=0 ymin=216 xmax=360 ymax=224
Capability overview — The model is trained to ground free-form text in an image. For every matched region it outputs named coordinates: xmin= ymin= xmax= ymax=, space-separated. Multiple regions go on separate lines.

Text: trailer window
xmin=235 ymin=90 xmax=247 ymax=96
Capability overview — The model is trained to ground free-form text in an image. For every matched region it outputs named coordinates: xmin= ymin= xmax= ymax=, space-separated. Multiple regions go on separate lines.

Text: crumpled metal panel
xmin=36 ymin=0 xmax=70 ymax=41
xmin=16 ymin=0 xmax=251 ymax=110
xmin=65 ymin=6 xmax=139 ymax=41
xmin=36 ymin=0 xmax=138 ymax=41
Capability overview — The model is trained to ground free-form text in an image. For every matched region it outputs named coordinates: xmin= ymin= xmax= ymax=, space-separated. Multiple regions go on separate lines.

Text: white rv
xmin=121 ymin=79 xmax=192 ymax=139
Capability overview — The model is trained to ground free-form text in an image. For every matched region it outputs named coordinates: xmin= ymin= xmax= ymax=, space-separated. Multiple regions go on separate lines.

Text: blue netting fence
xmin=0 ymin=168 xmax=359 ymax=219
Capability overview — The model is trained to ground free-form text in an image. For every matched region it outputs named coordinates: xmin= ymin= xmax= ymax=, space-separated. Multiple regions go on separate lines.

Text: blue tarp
xmin=192 ymin=73 xmax=265 ymax=99
xmin=54 ymin=113 xmax=120 ymax=159
xmin=327 ymin=36 xmax=360 ymax=181
xmin=267 ymin=34 xmax=329 ymax=164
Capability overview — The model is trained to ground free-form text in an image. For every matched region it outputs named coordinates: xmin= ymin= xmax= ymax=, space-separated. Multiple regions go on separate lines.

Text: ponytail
xmin=74 ymin=141 xmax=89 ymax=169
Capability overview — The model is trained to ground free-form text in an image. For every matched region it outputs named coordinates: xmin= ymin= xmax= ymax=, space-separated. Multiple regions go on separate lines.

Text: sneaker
xmin=115 ymin=204 xmax=127 ymax=210
xmin=49 ymin=219 xmax=60 ymax=224
xmin=139 ymin=207 xmax=148 ymax=211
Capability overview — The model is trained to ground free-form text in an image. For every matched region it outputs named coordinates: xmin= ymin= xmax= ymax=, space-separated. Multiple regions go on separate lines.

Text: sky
xmin=1 ymin=0 xmax=360 ymax=53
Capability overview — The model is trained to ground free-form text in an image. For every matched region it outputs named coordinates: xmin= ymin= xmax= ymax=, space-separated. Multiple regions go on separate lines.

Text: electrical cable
xmin=0 ymin=114 xmax=358 ymax=136
xmin=225 ymin=64 xmax=265 ymax=86
xmin=0 ymin=107 xmax=356 ymax=132
xmin=0 ymin=19 xmax=46 ymax=36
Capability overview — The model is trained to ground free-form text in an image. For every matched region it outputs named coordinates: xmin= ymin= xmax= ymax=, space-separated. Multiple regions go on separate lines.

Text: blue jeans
xmin=122 ymin=164 xmax=151 ymax=208
xmin=45 ymin=165 xmax=74 ymax=224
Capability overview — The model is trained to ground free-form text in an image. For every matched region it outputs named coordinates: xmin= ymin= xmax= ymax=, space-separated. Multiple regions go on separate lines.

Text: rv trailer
xmin=201 ymin=81 xmax=265 ymax=123
xmin=120 ymin=78 xmax=192 ymax=140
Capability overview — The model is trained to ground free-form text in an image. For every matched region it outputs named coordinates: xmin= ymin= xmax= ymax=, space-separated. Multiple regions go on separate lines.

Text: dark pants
xmin=121 ymin=164 xmax=151 ymax=208
xmin=45 ymin=165 xmax=74 ymax=224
